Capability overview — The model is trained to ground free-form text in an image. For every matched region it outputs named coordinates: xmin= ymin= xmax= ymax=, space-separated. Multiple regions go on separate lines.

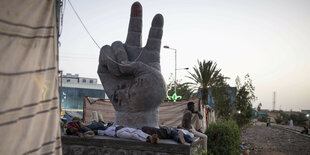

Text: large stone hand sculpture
xmin=97 ymin=2 xmax=166 ymax=128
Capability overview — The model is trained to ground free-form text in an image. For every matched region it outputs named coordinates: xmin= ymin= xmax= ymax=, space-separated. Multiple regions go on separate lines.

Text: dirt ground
xmin=241 ymin=122 xmax=310 ymax=155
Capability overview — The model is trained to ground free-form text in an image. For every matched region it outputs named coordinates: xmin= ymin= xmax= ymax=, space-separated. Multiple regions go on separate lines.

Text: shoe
xmin=94 ymin=130 xmax=98 ymax=135
xmin=151 ymin=134 xmax=159 ymax=144
xmin=178 ymin=130 xmax=185 ymax=144
xmin=83 ymin=131 xmax=95 ymax=138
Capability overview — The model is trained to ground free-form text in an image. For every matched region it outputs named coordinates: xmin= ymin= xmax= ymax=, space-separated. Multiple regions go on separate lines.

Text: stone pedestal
xmin=62 ymin=135 xmax=203 ymax=155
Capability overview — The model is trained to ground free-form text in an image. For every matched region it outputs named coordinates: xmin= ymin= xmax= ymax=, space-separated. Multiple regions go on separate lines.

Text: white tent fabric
xmin=0 ymin=0 xmax=62 ymax=154
xmin=83 ymin=97 xmax=201 ymax=128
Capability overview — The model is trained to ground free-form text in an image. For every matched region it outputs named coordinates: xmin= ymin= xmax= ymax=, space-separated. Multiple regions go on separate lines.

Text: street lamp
xmin=163 ymin=45 xmax=177 ymax=96
xmin=164 ymin=46 xmax=189 ymax=102
xmin=177 ymin=67 xmax=189 ymax=70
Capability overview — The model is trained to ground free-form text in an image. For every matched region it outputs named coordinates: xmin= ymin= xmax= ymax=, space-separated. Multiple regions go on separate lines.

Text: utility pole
xmin=273 ymin=91 xmax=276 ymax=111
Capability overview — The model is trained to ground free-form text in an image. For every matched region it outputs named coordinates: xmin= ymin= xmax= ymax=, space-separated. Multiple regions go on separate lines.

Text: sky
xmin=59 ymin=0 xmax=310 ymax=111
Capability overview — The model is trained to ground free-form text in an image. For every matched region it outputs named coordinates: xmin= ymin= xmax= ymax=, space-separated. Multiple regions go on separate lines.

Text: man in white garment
xmin=97 ymin=125 xmax=159 ymax=144
xmin=289 ymin=119 xmax=293 ymax=128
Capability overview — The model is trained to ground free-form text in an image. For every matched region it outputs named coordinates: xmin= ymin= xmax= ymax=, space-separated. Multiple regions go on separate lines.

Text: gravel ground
xmin=241 ymin=122 xmax=310 ymax=155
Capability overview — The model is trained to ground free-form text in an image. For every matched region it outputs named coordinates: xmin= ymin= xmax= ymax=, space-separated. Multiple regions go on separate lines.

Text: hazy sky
xmin=59 ymin=0 xmax=310 ymax=111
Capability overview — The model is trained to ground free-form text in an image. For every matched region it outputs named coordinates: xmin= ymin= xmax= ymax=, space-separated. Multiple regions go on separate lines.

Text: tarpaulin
xmin=0 ymin=0 xmax=62 ymax=154
xmin=83 ymin=97 xmax=115 ymax=124
xmin=83 ymin=97 xmax=200 ymax=127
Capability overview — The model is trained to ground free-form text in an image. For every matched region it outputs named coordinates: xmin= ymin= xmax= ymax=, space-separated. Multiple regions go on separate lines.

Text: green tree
xmin=279 ymin=110 xmax=290 ymax=124
xmin=187 ymin=60 xmax=221 ymax=106
xmin=166 ymin=79 xmax=195 ymax=100
xmin=233 ymin=74 xmax=256 ymax=127
xmin=257 ymin=103 xmax=262 ymax=111
xmin=290 ymin=113 xmax=308 ymax=126
xmin=275 ymin=111 xmax=308 ymax=126
xmin=212 ymin=74 xmax=233 ymax=120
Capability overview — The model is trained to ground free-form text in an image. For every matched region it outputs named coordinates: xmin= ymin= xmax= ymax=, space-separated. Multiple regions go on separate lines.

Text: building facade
xmin=59 ymin=73 xmax=107 ymax=110
xmin=199 ymin=87 xmax=237 ymax=109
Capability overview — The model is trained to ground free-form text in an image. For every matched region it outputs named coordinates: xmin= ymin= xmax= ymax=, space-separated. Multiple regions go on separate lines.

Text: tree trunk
xmin=201 ymin=88 xmax=208 ymax=106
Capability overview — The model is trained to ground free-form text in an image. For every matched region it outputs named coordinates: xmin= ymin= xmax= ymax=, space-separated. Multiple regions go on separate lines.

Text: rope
xmin=67 ymin=0 xmax=144 ymax=66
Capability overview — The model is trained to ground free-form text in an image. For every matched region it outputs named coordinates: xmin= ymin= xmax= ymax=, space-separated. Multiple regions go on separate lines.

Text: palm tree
xmin=187 ymin=60 xmax=221 ymax=107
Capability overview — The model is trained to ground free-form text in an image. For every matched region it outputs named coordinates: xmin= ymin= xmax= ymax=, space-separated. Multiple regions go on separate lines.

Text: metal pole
xmin=59 ymin=71 xmax=63 ymax=113
xmin=163 ymin=46 xmax=178 ymax=97
xmin=174 ymin=49 xmax=177 ymax=95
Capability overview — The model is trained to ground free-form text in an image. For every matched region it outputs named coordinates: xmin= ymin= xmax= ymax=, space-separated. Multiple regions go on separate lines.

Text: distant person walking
xmin=269 ymin=117 xmax=271 ymax=127
xmin=289 ymin=119 xmax=293 ymax=128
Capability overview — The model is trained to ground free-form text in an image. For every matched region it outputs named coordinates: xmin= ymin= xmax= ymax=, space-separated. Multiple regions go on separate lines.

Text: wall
xmin=62 ymin=135 xmax=204 ymax=155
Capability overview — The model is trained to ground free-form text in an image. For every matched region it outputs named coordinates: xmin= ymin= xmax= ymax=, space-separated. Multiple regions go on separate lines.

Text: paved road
xmin=241 ymin=122 xmax=310 ymax=155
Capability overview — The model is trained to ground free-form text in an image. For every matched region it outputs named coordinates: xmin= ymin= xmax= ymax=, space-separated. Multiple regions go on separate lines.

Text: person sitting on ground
xmin=300 ymin=126 xmax=309 ymax=134
xmin=96 ymin=125 xmax=159 ymax=144
xmin=182 ymin=101 xmax=208 ymax=151
xmin=141 ymin=125 xmax=193 ymax=144
xmin=66 ymin=120 xmax=111 ymax=138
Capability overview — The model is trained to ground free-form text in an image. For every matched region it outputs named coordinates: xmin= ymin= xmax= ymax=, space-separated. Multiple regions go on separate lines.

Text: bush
xmin=258 ymin=115 xmax=267 ymax=122
xmin=275 ymin=116 xmax=282 ymax=124
xmin=274 ymin=112 xmax=308 ymax=126
xmin=206 ymin=120 xmax=241 ymax=155
xmin=233 ymin=110 xmax=253 ymax=127
xmin=291 ymin=113 xmax=308 ymax=126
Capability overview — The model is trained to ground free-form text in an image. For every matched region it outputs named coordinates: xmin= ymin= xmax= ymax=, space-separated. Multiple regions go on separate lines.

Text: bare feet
xmin=151 ymin=134 xmax=159 ymax=144
xmin=178 ymin=130 xmax=185 ymax=144
xmin=83 ymin=131 xmax=95 ymax=138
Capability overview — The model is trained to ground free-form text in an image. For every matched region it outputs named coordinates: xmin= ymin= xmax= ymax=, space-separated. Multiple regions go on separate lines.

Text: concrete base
xmin=62 ymin=134 xmax=203 ymax=155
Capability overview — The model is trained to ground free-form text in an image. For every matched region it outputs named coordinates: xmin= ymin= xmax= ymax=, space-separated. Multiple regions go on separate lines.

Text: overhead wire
xmin=68 ymin=0 xmax=100 ymax=49
xmin=67 ymin=0 xmax=145 ymax=67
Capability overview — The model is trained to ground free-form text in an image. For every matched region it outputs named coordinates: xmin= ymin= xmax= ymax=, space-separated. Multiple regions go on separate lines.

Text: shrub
xmin=291 ymin=113 xmax=308 ymax=126
xmin=206 ymin=120 xmax=241 ymax=155
xmin=233 ymin=110 xmax=253 ymax=127
xmin=258 ymin=115 xmax=267 ymax=122
xmin=275 ymin=112 xmax=308 ymax=126
xmin=275 ymin=116 xmax=282 ymax=124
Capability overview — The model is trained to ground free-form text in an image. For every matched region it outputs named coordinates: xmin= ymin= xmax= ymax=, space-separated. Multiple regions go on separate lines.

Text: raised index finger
xmin=125 ymin=2 xmax=142 ymax=47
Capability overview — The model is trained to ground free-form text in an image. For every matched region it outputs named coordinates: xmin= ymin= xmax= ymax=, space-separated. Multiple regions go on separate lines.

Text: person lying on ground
xmin=96 ymin=125 xmax=159 ymax=144
xmin=300 ymin=126 xmax=309 ymax=134
xmin=66 ymin=120 xmax=112 ymax=138
xmin=141 ymin=126 xmax=193 ymax=144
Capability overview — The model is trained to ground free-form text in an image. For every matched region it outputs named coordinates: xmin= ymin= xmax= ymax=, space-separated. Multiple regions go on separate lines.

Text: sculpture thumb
xmin=119 ymin=61 xmax=148 ymax=76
